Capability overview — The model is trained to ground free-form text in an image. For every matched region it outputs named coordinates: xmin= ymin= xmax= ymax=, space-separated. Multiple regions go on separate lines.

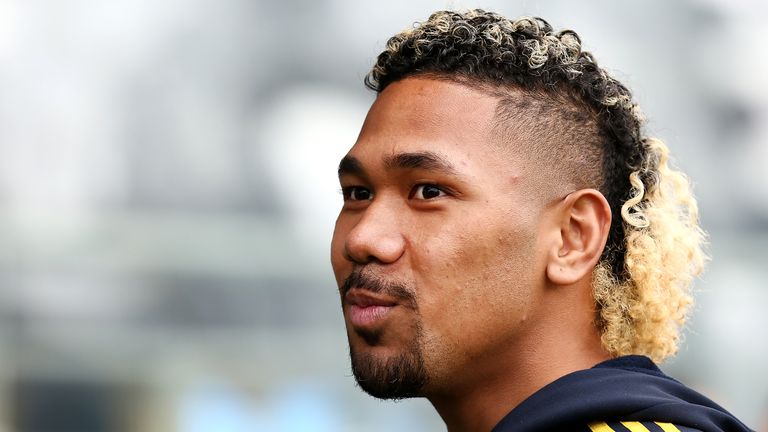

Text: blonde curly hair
xmin=365 ymin=9 xmax=707 ymax=363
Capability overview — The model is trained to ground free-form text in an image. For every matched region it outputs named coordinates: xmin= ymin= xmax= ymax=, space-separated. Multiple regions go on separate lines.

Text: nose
xmin=343 ymin=200 xmax=406 ymax=265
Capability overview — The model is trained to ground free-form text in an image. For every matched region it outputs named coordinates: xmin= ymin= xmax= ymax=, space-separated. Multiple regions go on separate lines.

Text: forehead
xmin=349 ymin=77 xmax=504 ymax=165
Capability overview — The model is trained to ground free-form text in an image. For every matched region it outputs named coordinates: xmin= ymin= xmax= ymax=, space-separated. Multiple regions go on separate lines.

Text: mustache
xmin=341 ymin=268 xmax=417 ymax=309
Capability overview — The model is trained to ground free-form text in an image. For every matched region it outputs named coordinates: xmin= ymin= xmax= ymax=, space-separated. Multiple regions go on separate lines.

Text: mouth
xmin=345 ymin=289 xmax=399 ymax=328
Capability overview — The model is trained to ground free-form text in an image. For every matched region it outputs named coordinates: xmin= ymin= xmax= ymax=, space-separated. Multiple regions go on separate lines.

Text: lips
xmin=345 ymin=289 xmax=398 ymax=327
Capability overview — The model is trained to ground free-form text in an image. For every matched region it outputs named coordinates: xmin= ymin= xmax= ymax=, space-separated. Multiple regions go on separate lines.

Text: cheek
xmin=419 ymin=210 xmax=538 ymax=288
xmin=412 ymin=210 xmax=540 ymax=345
xmin=330 ymin=216 xmax=352 ymax=285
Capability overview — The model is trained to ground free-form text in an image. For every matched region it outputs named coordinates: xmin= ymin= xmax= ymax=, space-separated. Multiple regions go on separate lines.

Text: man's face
xmin=331 ymin=77 xmax=552 ymax=398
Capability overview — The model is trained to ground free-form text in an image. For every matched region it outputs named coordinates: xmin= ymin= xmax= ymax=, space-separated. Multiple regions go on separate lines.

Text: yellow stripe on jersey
xmin=588 ymin=421 xmax=616 ymax=432
xmin=655 ymin=422 xmax=682 ymax=432
xmin=620 ymin=421 xmax=651 ymax=432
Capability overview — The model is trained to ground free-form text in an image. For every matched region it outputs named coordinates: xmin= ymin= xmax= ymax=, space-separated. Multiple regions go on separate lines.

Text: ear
xmin=546 ymin=189 xmax=612 ymax=286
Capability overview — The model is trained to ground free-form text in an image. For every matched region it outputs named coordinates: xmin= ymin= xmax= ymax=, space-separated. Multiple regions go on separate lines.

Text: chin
xmin=346 ymin=319 xmax=429 ymax=400
xmin=349 ymin=345 xmax=428 ymax=399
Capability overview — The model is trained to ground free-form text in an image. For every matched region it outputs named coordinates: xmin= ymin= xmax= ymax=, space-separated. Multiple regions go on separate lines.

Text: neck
xmin=428 ymin=283 xmax=610 ymax=432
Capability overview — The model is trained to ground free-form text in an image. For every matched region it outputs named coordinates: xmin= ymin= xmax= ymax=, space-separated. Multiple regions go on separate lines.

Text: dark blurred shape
xmin=12 ymin=379 xmax=123 ymax=432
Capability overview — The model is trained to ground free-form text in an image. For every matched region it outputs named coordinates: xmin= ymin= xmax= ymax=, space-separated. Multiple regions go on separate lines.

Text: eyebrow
xmin=337 ymin=155 xmax=365 ymax=177
xmin=337 ymin=151 xmax=458 ymax=178
xmin=384 ymin=151 xmax=457 ymax=174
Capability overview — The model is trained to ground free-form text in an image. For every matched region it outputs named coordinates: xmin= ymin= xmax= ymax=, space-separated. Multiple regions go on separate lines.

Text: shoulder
xmin=492 ymin=356 xmax=754 ymax=432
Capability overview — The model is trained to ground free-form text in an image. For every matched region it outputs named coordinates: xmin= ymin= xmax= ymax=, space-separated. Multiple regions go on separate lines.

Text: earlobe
xmin=546 ymin=189 xmax=611 ymax=286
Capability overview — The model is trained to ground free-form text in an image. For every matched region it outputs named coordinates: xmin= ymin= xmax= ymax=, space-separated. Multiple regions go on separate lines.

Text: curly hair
xmin=365 ymin=9 xmax=707 ymax=363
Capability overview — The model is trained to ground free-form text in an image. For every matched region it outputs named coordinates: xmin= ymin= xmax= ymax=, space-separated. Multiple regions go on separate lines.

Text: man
xmin=330 ymin=9 xmax=752 ymax=432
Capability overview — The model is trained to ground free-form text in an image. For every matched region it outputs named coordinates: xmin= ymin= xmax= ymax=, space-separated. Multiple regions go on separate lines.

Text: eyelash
xmin=409 ymin=184 xmax=447 ymax=200
xmin=340 ymin=184 xmax=449 ymax=201
xmin=341 ymin=186 xmax=372 ymax=201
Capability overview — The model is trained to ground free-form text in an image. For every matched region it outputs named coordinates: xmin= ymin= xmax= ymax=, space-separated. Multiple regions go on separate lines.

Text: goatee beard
xmin=342 ymin=268 xmax=427 ymax=399
xmin=349 ymin=322 xmax=428 ymax=399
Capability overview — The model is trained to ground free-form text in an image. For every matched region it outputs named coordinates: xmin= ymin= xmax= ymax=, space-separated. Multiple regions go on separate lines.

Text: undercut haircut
xmin=364 ymin=9 xmax=707 ymax=363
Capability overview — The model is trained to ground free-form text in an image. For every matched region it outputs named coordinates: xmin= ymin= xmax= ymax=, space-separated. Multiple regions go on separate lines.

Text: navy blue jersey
xmin=492 ymin=356 xmax=753 ymax=432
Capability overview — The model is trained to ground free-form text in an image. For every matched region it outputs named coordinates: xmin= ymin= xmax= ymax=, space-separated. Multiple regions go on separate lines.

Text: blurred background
xmin=0 ymin=0 xmax=766 ymax=430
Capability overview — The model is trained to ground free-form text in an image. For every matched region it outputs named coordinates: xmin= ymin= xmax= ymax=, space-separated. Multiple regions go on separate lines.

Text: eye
xmin=411 ymin=184 xmax=446 ymax=200
xmin=342 ymin=186 xmax=373 ymax=201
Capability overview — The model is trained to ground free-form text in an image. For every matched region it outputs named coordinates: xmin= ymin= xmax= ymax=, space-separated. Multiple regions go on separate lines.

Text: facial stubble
xmin=342 ymin=270 xmax=428 ymax=399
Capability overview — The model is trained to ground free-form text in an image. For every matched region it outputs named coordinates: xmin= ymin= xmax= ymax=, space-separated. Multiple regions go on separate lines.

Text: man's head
xmin=331 ymin=10 xmax=706 ymax=400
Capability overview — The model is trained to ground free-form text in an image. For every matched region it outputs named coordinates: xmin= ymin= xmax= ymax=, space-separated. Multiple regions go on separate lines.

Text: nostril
xmin=346 ymin=234 xmax=406 ymax=265
xmin=344 ymin=247 xmax=374 ymax=265
xmin=341 ymin=203 xmax=407 ymax=265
